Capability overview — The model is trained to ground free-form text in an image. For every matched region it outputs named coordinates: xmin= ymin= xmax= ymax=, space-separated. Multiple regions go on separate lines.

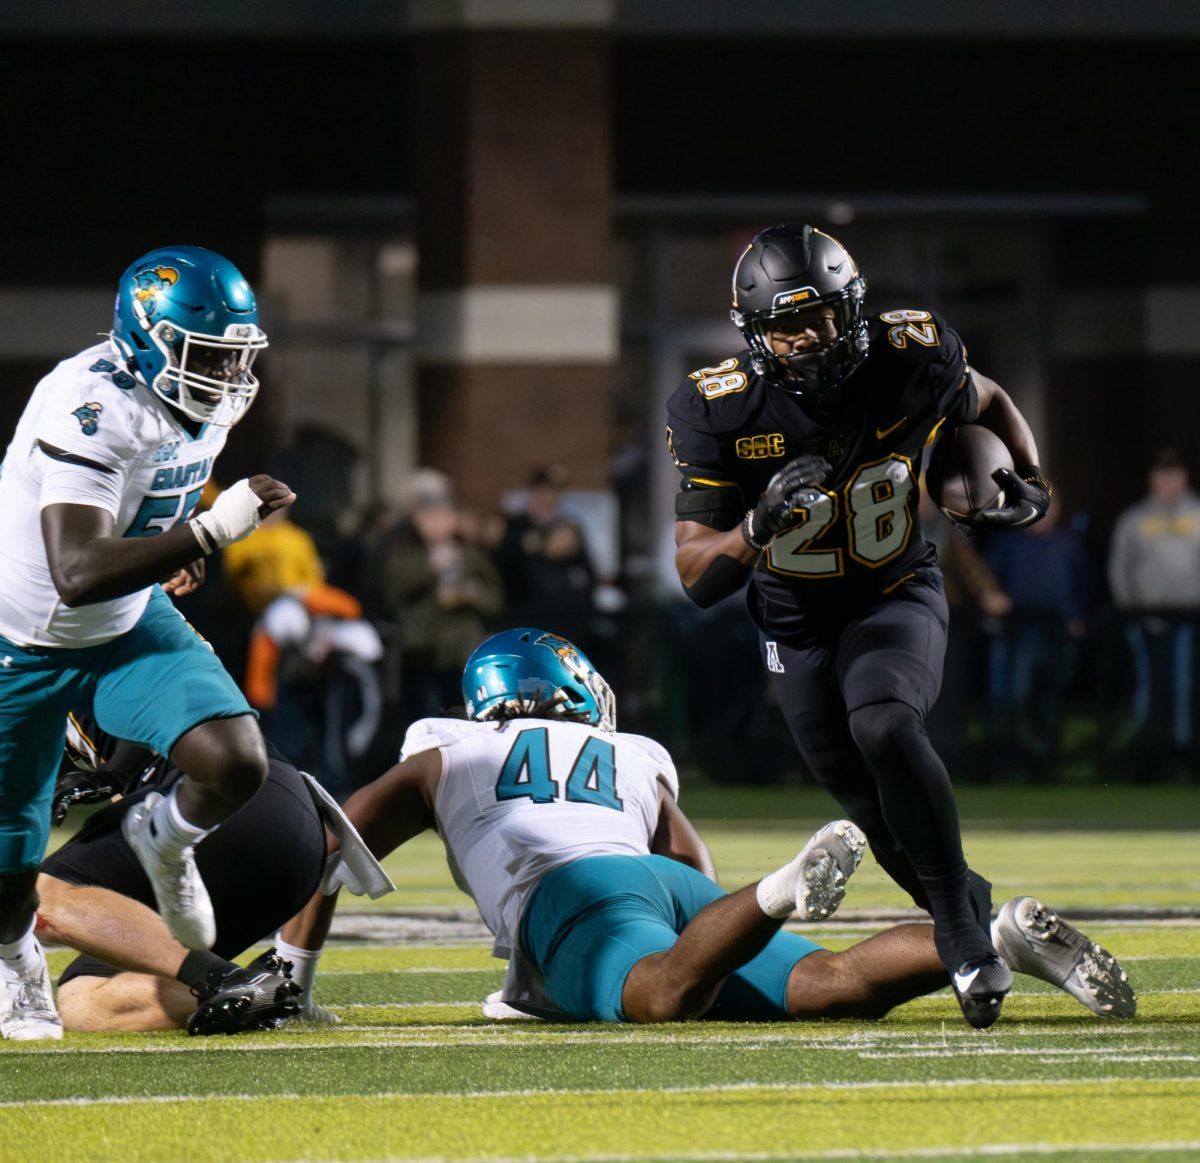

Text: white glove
xmin=190 ymin=479 xmax=262 ymax=552
xmin=298 ymin=999 xmax=341 ymax=1024
xmin=482 ymin=990 xmax=539 ymax=1021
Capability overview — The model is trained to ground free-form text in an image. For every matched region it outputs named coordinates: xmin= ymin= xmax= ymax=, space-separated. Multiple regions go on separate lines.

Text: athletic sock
xmin=273 ymin=936 xmax=321 ymax=996
xmin=0 ymin=917 xmax=43 ymax=979
xmin=920 ymin=867 xmax=997 ymax=972
xmin=176 ymin=950 xmax=238 ymax=995
xmin=847 ymin=701 xmax=996 ymax=973
xmin=148 ymin=785 xmax=214 ymax=856
xmin=755 ymin=855 xmax=805 ymax=919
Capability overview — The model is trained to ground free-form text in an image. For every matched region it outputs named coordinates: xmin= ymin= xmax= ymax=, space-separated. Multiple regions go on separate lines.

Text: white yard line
xmin=3 ymin=1021 xmax=1184 ymax=1056
xmin=6 ymin=1075 xmax=1200 ymax=1110
xmin=270 ymin=1144 xmax=1200 ymax=1163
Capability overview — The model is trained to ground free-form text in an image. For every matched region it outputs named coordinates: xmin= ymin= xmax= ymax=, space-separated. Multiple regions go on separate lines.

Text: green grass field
xmin=2 ymin=786 xmax=1198 ymax=1162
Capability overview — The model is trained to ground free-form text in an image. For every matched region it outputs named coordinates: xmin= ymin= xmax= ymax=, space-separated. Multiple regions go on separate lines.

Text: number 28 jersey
xmin=402 ymin=716 xmax=679 ymax=958
xmin=0 ymin=341 xmax=227 ymax=647
xmin=666 ymin=308 xmax=978 ymax=634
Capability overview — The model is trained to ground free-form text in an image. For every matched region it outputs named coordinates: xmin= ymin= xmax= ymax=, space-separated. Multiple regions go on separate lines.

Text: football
xmin=925 ymin=424 xmax=1013 ymax=522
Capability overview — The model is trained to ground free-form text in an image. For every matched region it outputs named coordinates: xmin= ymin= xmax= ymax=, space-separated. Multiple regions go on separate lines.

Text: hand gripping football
xmin=925 ymin=424 xmax=1014 ymax=523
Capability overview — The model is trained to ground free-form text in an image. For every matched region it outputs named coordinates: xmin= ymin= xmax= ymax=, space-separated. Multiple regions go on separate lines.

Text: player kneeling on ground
xmin=34 ymin=715 xmax=390 ymax=1034
xmin=279 ymin=628 xmax=1136 ymax=1025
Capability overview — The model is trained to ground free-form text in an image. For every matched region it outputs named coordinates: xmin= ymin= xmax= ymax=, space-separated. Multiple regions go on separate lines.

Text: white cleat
xmin=122 ymin=792 xmax=216 ymax=951
xmin=0 ymin=955 xmax=64 ymax=1041
xmin=992 ymin=896 xmax=1137 ymax=1019
xmin=794 ymin=819 xmax=867 ymax=922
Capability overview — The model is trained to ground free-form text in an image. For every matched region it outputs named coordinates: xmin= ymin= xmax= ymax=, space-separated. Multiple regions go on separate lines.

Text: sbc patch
xmin=72 ymin=402 xmax=103 ymax=436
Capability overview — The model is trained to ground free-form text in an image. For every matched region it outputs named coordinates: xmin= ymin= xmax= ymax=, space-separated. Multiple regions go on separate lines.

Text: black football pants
xmin=760 ymin=571 xmax=996 ymax=970
xmin=43 ymin=757 xmax=326 ymax=985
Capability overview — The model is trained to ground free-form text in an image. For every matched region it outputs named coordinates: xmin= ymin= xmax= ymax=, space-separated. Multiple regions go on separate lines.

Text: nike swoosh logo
xmin=876 ymin=417 xmax=906 ymax=441
xmin=954 ymin=968 xmax=981 ymax=993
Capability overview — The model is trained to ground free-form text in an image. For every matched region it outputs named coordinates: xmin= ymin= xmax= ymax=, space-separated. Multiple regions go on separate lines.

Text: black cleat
xmin=186 ymin=948 xmax=302 ymax=1037
xmin=951 ymin=954 xmax=1013 ymax=1030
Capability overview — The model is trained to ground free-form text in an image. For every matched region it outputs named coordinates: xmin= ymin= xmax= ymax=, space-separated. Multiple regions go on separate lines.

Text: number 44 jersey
xmin=666 ymin=308 xmax=978 ymax=635
xmin=402 ymin=716 xmax=680 ymax=958
xmin=0 ymin=341 xmax=227 ymax=647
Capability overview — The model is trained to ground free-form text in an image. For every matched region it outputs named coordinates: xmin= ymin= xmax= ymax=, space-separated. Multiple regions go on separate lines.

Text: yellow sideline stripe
xmin=7 ymin=1080 xmax=1199 ymax=1163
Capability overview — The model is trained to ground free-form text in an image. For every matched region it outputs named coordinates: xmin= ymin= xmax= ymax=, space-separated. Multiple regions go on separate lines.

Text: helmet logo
xmin=772 ymin=287 xmax=817 ymax=310
xmin=71 ymin=402 xmax=103 ymax=436
xmin=534 ymin=632 xmax=585 ymax=679
xmin=132 ymin=266 xmax=179 ymax=319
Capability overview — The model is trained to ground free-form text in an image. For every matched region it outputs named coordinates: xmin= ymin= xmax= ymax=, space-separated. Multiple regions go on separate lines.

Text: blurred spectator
xmin=244 ymin=586 xmax=384 ymax=798
xmin=456 ymin=501 xmax=508 ymax=564
xmin=270 ymin=423 xmax=364 ymax=590
xmin=497 ymin=464 xmax=599 ymax=647
xmin=367 ymin=476 xmax=505 ymax=722
xmin=1108 ymin=448 xmax=1200 ymax=779
xmin=982 ymin=495 xmax=1094 ymax=779
xmin=223 ymin=508 xmax=325 ymax=614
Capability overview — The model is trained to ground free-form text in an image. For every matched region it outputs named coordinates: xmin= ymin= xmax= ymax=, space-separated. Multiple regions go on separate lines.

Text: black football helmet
xmin=731 ymin=224 xmax=868 ymax=398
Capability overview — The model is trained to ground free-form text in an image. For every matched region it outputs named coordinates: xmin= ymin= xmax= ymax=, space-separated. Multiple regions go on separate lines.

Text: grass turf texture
xmin=6 ymin=787 xmax=1198 ymax=1162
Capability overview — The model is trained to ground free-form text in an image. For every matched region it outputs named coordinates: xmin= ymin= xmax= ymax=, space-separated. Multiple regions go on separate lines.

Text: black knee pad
xmin=847 ymin=700 xmax=924 ymax=764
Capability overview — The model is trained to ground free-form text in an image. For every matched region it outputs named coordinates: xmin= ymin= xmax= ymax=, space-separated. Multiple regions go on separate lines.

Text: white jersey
xmin=402 ymin=716 xmax=680 ymax=958
xmin=0 ymin=341 xmax=227 ymax=647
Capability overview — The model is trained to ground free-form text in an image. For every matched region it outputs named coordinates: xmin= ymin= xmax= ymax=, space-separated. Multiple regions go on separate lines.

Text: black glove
xmin=51 ymin=769 xmax=117 ymax=827
xmin=972 ymin=466 xmax=1053 ymax=530
xmin=742 ymin=454 xmax=832 ymax=549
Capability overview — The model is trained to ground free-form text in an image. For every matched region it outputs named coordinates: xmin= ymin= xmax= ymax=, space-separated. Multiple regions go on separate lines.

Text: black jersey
xmin=666 ymin=308 xmax=977 ymax=634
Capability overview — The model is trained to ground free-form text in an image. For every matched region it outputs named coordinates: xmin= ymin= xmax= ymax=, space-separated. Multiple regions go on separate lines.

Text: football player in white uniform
xmin=279 ymin=628 xmax=1136 ymax=1026
xmin=0 ymin=246 xmax=293 ymax=1039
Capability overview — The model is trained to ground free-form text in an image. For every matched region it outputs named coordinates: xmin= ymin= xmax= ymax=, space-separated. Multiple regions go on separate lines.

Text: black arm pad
xmin=675 ymin=482 xmax=743 ymax=532
xmin=682 ymin=552 xmax=753 ymax=609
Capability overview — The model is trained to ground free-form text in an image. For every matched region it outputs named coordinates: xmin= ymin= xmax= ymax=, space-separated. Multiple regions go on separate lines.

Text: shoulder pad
xmin=684 ymin=353 xmax=752 ymax=401
xmin=38 ymin=362 xmax=142 ymax=464
xmin=616 ymin=731 xmax=680 ymax=802
xmin=870 ymin=308 xmax=954 ymax=359
xmin=400 ymin=717 xmax=488 ymax=761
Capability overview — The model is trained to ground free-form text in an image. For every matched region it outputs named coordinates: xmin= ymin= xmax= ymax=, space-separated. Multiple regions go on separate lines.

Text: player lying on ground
xmin=32 ymin=714 xmax=389 ymax=1034
xmin=280 ymin=628 xmax=1135 ymax=1025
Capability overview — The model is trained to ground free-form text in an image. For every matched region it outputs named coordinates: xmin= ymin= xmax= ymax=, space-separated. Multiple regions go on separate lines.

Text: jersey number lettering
xmin=495 ymin=728 xmax=623 ymax=811
xmin=688 ymin=358 xmax=748 ymax=399
xmin=125 ymin=487 xmax=203 ymax=538
xmin=881 ymin=309 xmax=939 ymax=350
xmin=766 ymin=455 xmax=915 ymax=577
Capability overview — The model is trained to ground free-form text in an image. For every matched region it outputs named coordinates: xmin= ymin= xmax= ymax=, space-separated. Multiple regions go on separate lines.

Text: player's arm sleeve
xmin=640 ymin=735 xmax=681 ymax=802
xmin=666 ymin=384 xmax=746 ymax=531
xmin=34 ymin=390 xmax=133 ymax=516
xmin=400 ymin=718 xmax=472 ymax=762
xmin=928 ymin=318 xmax=978 ymax=427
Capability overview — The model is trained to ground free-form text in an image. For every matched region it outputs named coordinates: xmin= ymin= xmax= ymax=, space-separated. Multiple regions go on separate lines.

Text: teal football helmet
xmin=110 ymin=245 xmax=268 ymax=427
xmin=462 ymin=628 xmax=616 ymax=731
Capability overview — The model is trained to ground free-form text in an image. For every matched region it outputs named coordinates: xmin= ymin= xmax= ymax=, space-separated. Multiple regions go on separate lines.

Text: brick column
xmin=410 ymin=0 xmax=616 ymax=502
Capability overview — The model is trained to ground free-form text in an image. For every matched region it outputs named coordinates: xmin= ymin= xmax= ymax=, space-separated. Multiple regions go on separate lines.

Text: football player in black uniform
xmin=34 ymin=714 xmax=322 ymax=1034
xmin=666 ymin=224 xmax=1052 ymax=1029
